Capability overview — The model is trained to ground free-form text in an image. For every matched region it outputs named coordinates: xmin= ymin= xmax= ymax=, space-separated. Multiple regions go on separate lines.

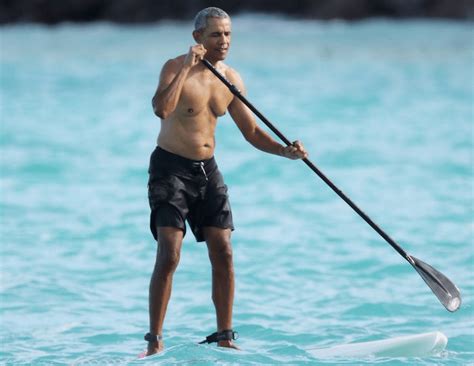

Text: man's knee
xmin=208 ymin=238 xmax=234 ymax=273
xmin=157 ymin=248 xmax=180 ymax=274
xmin=155 ymin=227 xmax=183 ymax=274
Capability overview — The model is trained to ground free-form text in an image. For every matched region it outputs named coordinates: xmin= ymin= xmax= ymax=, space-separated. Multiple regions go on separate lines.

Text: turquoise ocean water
xmin=1 ymin=16 xmax=473 ymax=365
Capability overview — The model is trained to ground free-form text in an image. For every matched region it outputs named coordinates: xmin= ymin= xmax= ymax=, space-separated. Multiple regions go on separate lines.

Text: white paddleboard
xmin=308 ymin=331 xmax=447 ymax=358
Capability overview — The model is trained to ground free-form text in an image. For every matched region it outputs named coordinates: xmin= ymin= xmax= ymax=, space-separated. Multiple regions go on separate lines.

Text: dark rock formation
xmin=1 ymin=0 xmax=473 ymax=24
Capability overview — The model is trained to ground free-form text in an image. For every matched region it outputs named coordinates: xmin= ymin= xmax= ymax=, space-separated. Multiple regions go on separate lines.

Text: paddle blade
xmin=410 ymin=256 xmax=461 ymax=312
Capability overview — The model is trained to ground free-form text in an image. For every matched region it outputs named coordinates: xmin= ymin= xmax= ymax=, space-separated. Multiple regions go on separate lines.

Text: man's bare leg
xmin=204 ymin=227 xmax=239 ymax=349
xmin=146 ymin=227 xmax=184 ymax=356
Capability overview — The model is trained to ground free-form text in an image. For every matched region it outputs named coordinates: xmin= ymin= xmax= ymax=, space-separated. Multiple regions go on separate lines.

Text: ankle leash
xmin=199 ymin=329 xmax=238 ymax=344
xmin=144 ymin=332 xmax=162 ymax=344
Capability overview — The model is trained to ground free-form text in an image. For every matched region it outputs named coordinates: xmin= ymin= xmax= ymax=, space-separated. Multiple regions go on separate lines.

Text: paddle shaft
xmin=202 ymin=59 xmax=409 ymax=260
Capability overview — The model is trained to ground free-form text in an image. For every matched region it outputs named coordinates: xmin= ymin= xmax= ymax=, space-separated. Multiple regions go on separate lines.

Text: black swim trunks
xmin=147 ymin=146 xmax=234 ymax=242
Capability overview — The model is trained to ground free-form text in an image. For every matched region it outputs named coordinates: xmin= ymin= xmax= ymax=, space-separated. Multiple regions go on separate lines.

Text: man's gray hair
xmin=194 ymin=7 xmax=230 ymax=32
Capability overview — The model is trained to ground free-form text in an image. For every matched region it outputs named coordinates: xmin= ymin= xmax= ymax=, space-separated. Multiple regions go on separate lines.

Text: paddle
xmin=201 ymin=58 xmax=461 ymax=312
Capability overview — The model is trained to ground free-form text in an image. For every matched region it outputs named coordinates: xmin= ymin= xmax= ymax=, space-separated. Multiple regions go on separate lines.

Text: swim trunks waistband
xmin=156 ymin=146 xmax=215 ymax=168
xmin=149 ymin=146 xmax=218 ymax=178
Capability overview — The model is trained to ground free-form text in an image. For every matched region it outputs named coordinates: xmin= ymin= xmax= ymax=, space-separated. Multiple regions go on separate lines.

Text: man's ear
xmin=192 ymin=30 xmax=202 ymax=43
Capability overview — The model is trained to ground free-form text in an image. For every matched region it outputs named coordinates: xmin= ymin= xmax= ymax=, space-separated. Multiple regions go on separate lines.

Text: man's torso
xmin=158 ymin=56 xmax=234 ymax=160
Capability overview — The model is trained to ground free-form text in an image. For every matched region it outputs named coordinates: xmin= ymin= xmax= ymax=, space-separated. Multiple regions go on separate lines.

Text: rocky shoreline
xmin=1 ymin=0 xmax=473 ymax=24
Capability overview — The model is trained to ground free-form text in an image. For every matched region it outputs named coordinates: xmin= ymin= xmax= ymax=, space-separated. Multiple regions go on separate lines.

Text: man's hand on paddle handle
xmin=184 ymin=44 xmax=207 ymax=68
xmin=280 ymin=140 xmax=308 ymax=160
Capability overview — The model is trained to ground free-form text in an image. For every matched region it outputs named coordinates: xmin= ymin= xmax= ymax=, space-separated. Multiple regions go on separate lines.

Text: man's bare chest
xmin=179 ymin=73 xmax=233 ymax=117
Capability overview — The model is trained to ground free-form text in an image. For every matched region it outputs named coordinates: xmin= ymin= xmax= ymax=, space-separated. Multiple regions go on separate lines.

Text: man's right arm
xmin=152 ymin=59 xmax=190 ymax=119
xmin=152 ymin=45 xmax=207 ymax=119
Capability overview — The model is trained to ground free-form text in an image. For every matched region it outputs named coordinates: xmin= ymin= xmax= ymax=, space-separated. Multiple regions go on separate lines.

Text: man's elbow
xmin=153 ymin=106 xmax=168 ymax=119
xmin=152 ymin=99 xmax=169 ymax=119
xmin=243 ymin=133 xmax=253 ymax=144
xmin=242 ymin=127 xmax=257 ymax=145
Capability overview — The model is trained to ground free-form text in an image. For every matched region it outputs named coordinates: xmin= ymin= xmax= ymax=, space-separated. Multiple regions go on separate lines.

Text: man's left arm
xmin=227 ymin=69 xmax=307 ymax=160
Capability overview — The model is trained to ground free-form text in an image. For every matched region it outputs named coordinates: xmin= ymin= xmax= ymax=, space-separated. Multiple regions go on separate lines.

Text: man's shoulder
xmin=220 ymin=62 xmax=234 ymax=74
xmin=223 ymin=64 xmax=244 ymax=88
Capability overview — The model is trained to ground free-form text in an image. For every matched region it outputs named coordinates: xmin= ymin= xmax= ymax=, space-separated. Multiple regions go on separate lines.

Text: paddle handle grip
xmin=201 ymin=59 xmax=409 ymax=260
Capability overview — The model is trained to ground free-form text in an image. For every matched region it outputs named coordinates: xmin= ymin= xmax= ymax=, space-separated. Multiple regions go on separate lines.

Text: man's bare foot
xmin=147 ymin=340 xmax=164 ymax=355
xmin=138 ymin=341 xmax=164 ymax=358
xmin=218 ymin=340 xmax=240 ymax=350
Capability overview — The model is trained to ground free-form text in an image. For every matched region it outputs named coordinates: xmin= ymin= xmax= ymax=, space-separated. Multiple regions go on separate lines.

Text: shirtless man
xmin=144 ymin=7 xmax=307 ymax=356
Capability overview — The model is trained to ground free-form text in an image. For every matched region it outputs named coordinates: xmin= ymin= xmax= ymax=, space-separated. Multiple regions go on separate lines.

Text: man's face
xmin=195 ymin=17 xmax=231 ymax=61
